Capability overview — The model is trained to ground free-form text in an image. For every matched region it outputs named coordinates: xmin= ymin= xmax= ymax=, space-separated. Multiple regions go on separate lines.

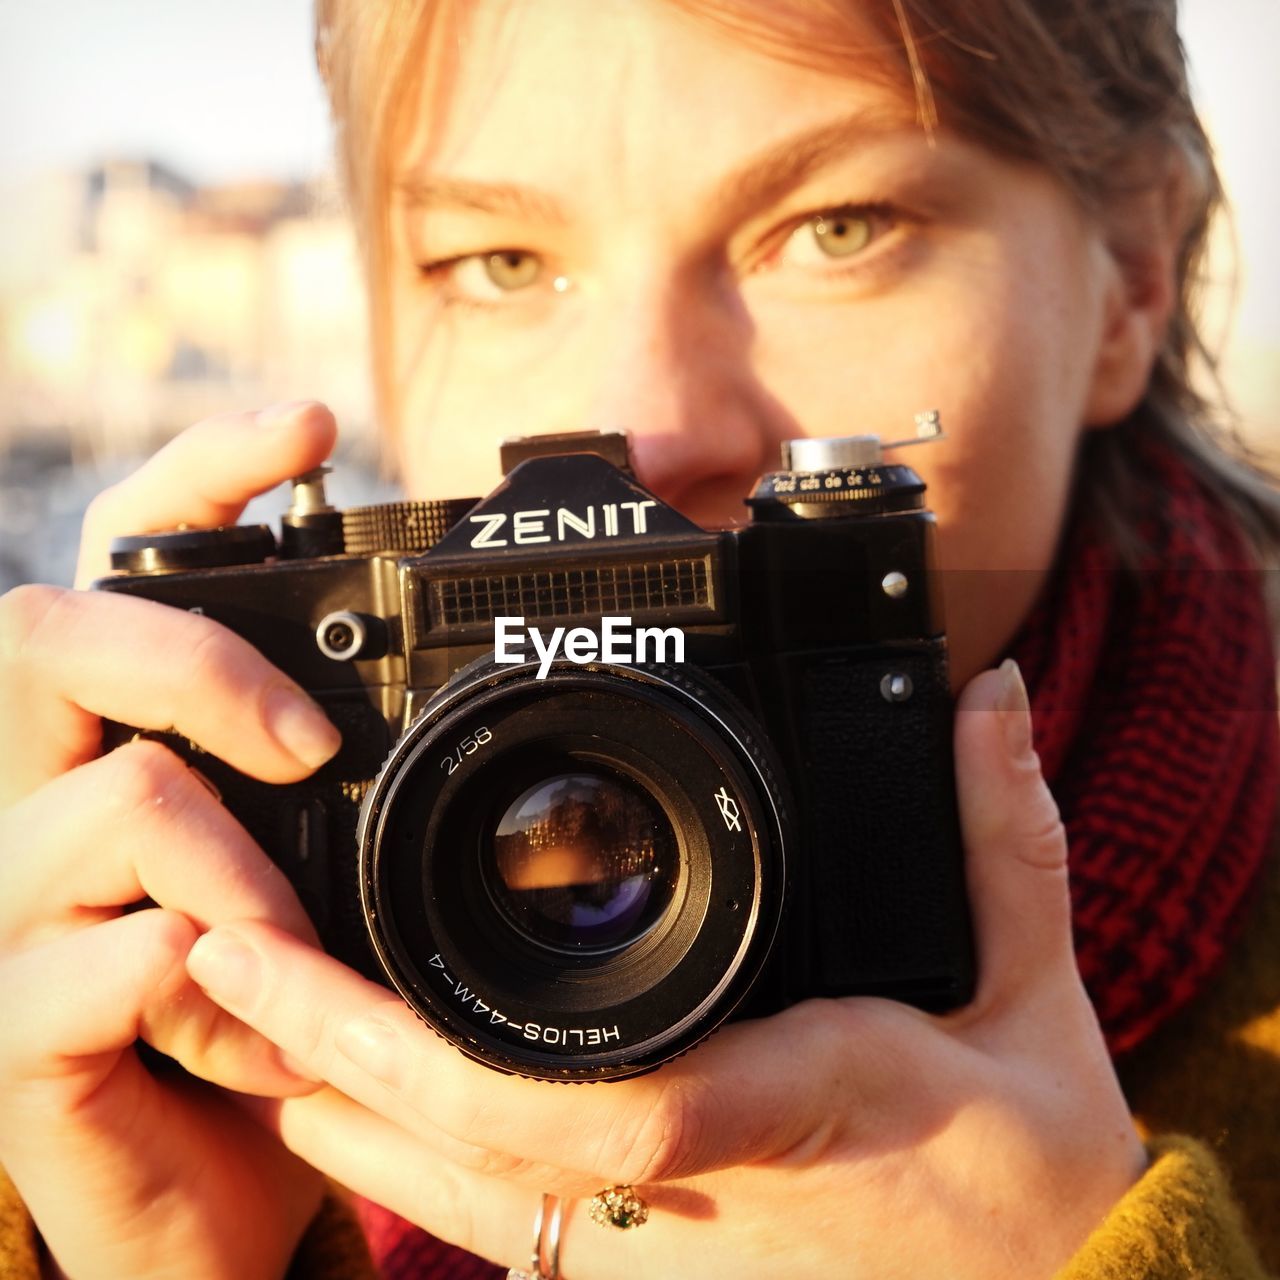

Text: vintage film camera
xmin=99 ymin=422 xmax=974 ymax=1081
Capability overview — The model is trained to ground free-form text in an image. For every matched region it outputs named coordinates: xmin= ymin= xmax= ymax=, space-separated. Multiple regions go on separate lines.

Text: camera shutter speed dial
xmin=781 ymin=435 xmax=886 ymax=471
xmin=747 ymin=413 xmax=943 ymax=521
xmin=780 ymin=411 xmax=943 ymax=472
xmin=746 ymin=460 xmax=925 ymax=519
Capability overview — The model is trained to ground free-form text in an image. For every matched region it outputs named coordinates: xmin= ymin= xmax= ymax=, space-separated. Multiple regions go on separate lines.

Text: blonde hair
xmin=314 ymin=0 xmax=1280 ymax=565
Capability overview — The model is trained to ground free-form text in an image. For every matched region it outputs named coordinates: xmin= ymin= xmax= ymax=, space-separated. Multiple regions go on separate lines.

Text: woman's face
xmin=387 ymin=0 xmax=1122 ymax=684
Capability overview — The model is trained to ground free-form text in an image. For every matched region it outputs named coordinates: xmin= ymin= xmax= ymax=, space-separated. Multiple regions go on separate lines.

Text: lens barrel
xmin=357 ymin=658 xmax=788 ymax=1081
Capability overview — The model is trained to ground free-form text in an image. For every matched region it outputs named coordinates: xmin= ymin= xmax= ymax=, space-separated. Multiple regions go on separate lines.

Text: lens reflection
xmin=486 ymin=770 xmax=678 ymax=953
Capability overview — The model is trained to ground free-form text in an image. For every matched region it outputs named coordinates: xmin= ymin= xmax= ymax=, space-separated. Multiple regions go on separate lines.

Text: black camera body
xmin=99 ymin=427 xmax=974 ymax=1080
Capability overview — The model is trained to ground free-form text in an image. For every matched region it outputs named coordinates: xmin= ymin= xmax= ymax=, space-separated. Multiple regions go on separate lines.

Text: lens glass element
xmin=484 ymin=769 xmax=678 ymax=954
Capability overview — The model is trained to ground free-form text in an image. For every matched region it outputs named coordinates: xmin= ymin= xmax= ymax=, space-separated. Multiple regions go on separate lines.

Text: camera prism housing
xmin=99 ymin=428 xmax=975 ymax=1081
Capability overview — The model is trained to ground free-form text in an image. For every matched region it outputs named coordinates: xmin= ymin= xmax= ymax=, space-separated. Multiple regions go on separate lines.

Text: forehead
xmin=395 ymin=0 xmax=918 ymax=187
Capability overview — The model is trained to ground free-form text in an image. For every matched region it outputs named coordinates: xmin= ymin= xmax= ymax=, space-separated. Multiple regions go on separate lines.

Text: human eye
xmin=417 ymin=248 xmax=569 ymax=310
xmin=759 ymin=203 xmax=901 ymax=279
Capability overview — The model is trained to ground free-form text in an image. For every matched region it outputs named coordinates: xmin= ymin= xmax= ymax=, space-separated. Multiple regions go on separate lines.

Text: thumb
xmin=954 ymin=659 xmax=1076 ymax=1012
xmin=75 ymin=400 xmax=337 ymax=587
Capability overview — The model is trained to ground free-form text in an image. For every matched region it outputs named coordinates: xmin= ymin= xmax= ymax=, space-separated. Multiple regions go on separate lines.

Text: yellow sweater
xmin=4 ymin=848 xmax=1278 ymax=1279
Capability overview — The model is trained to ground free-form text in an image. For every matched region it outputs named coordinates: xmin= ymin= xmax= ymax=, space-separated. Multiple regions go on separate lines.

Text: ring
xmin=588 ymin=1184 xmax=650 ymax=1230
xmin=507 ymin=1192 xmax=563 ymax=1280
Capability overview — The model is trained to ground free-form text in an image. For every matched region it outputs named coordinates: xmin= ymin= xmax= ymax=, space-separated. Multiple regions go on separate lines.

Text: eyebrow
xmin=712 ymin=106 xmax=920 ymax=219
xmin=395 ymin=176 xmax=569 ymax=224
xmin=393 ymin=106 xmax=920 ymax=226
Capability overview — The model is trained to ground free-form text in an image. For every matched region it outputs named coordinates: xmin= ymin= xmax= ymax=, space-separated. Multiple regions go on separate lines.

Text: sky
xmin=0 ymin=0 xmax=1276 ymax=366
xmin=0 ymin=0 xmax=331 ymax=185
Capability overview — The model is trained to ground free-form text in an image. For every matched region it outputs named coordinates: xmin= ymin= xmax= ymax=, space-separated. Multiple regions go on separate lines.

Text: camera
xmin=98 ymin=422 xmax=974 ymax=1081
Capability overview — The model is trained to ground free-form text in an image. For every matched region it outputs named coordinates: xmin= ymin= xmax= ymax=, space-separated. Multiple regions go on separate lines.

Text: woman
xmin=1 ymin=0 xmax=1277 ymax=1277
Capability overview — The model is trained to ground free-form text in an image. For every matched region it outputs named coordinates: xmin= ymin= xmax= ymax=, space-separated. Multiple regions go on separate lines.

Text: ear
xmin=1082 ymin=149 xmax=1199 ymax=429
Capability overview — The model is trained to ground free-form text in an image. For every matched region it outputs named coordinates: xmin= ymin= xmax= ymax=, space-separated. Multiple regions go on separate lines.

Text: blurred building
xmin=0 ymin=158 xmax=372 ymax=459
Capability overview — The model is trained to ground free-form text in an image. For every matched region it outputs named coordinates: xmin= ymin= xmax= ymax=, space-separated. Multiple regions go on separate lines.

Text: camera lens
xmin=484 ymin=769 xmax=679 ymax=954
xmin=358 ymin=658 xmax=788 ymax=1081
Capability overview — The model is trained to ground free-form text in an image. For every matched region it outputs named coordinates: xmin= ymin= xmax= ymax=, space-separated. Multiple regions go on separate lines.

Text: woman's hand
xmin=185 ymin=659 xmax=1147 ymax=1280
xmin=0 ymin=403 xmax=344 ymax=1280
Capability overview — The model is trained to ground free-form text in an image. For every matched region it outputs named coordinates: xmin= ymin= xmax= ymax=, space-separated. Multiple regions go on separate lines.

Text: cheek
xmin=394 ymin=363 xmax=505 ymax=501
xmin=752 ymin=244 xmax=1098 ymax=573
xmin=749 ymin=226 xmax=1102 ymax=680
xmin=394 ymin=314 xmax=555 ymax=499
xmin=931 ymin=231 xmax=1101 ymax=576
xmin=392 ymin=299 xmax=589 ymax=499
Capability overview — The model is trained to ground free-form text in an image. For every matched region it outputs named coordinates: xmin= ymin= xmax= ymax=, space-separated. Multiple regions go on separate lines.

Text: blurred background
xmin=1 ymin=0 xmax=1276 ymax=590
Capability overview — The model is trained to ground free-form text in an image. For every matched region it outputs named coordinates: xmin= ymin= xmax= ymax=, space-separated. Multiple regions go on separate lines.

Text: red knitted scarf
xmin=1010 ymin=433 xmax=1278 ymax=1054
xmin=355 ymin=433 xmax=1279 ymax=1278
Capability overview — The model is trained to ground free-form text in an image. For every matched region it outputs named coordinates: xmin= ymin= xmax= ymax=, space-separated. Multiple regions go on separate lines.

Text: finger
xmin=258 ymin=1086 xmax=674 ymax=1279
xmin=0 ymin=937 xmax=324 ymax=1280
xmin=0 ymin=909 xmax=196 ymax=1086
xmin=188 ymin=922 xmax=876 ymax=1187
xmin=0 ymin=909 xmax=317 ymax=1098
xmin=0 ymin=743 xmax=327 ymax=1096
xmin=255 ymin=1088 xmax=538 ymax=1265
xmin=0 ymin=894 xmax=317 ymax=1104
xmin=75 ymin=401 xmax=337 ymax=587
xmin=953 ymin=660 xmax=1077 ymax=1015
xmin=0 ymin=739 xmax=316 ymax=944
xmin=0 ymin=584 xmax=340 ymax=804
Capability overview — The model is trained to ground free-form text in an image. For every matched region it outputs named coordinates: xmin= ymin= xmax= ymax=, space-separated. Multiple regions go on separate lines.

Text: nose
xmin=580 ymin=273 xmax=795 ymax=522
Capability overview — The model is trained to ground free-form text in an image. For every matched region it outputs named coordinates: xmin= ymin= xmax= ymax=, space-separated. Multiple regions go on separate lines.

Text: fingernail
xmin=256 ymin=399 xmax=321 ymax=429
xmin=995 ymin=658 xmax=1034 ymax=760
xmin=336 ymin=1017 xmax=405 ymax=1088
xmin=263 ymin=685 xmax=341 ymax=770
xmin=187 ymin=930 xmax=260 ymax=1010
